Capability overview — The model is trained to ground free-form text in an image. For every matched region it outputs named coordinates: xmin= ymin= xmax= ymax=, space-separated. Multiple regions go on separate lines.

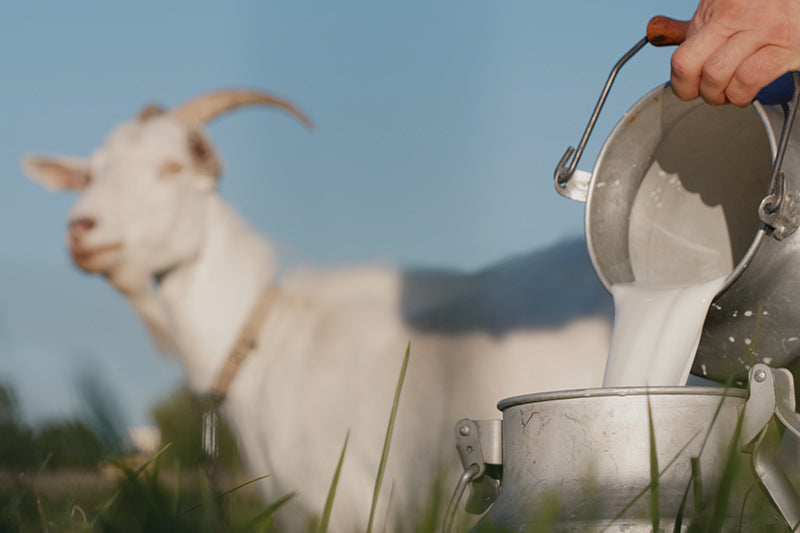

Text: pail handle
xmin=645 ymin=16 xmax=689 ymax=46
xmin=757 ymin=72 xmax=800 ymax=239
xmin=553 ymin=16 xmax=687 ymax=200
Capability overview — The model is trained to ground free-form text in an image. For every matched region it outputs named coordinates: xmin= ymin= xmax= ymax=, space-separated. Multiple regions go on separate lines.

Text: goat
xmin=22 ymin=90 xmax=612 ymax=531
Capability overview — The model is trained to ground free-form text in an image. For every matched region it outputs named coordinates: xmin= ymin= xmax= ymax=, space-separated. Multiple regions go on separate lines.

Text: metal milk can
xmin=446 ymin=365 xmax=800 ymax=532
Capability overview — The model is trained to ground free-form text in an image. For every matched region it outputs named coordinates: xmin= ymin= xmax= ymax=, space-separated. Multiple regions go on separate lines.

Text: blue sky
xmin=1 ymin=1 xmax=698 ymax=426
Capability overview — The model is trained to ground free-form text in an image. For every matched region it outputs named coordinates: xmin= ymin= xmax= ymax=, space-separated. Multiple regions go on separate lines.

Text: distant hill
xmin=403 ymin=237 xmax=613 ymax=335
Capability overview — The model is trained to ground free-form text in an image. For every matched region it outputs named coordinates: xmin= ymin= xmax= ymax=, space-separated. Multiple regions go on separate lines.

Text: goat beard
xmin=105 ymin=264 xmax=179 ymax=356
xmin=71 ymin=243 xmax=124 ymax=273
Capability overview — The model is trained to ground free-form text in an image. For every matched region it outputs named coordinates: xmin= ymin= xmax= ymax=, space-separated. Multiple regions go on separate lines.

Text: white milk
xmin=602 ymin=277 xmax=726 ymax=387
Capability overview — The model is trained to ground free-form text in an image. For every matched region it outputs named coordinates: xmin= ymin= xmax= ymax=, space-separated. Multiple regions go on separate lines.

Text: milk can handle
xmin=743 ymin=364 xmax=800 ymax=529
xmin=554 ymin=16 xmax=689 ymax=199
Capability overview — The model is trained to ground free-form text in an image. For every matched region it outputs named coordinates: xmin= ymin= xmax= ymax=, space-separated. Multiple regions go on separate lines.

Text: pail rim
xmin=497 ymin=385 xmax=746 ymax=411
xmin=585 ymin=82 xmax=777 ymax=293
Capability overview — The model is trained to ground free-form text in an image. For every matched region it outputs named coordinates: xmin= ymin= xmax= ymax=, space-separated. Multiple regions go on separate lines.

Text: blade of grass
xmin=71 ymin=503 xmax=88 ymax=526
xmin=698 ymin=387 xmax=734 ymax=454
xmin=705 ymin=412 xmax=744 ymax=532
xmin=94 ymin=442 xmax=173 ymax=521
xmin=383 ymin=480 xmax=396 ymax=531
xmin=690 ymin=457 xmax=704 ymax=517
xmin=256 ymin=515 xmax=275 ymax=533
xmin=0 ymin=453 xmax=52 ymax=527
xmin=179 ymin=474 xmax=272 ymax=516
xmin=36 ymin=496 xmax=48 ymax=533
xmin=737 ymin=483 xmax=758 ymax=533
xmin=674 ymin=477 xmax=692 ymax=533
xmin=684 ymin=378 xmax=738 ymax=529
xmin=172 ymin=459 xmax=182 ymax=518
xmin=130 ymin=442 xmax=173 ymax=479
xmin=610 ymin=389 xmax=743 ymax=532
xmin=648 ymin=394 xmax=660 ymax=533
xmin=674 ymin=456 xmax=705 ymax=533
xmin=601 ymin=429 xmax=701 ymax=531
xmin=366 ymin=342 xmax=411 ymax=533
xmin=318 ymin=431 xmax=349 ymax=533
xmin=217 ymin=474 xmax=271 ymax=499
xmin=241 ymin=492 xmax=296 ymax=532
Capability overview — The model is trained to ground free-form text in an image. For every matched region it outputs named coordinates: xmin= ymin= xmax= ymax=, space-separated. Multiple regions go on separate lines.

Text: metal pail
xmin=472 ymin=387 xmax=784 ymax=532
xmin=566 ymin=82 xmax=800 ymax=384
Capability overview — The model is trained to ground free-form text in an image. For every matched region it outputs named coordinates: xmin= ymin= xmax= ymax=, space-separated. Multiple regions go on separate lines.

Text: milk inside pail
xmin=573 ymin=82 xmax=800 ymax=385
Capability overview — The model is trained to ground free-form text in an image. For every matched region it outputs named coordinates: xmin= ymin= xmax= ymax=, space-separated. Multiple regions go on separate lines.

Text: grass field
xmin=1 ymin=345 xmax=795 ymax=532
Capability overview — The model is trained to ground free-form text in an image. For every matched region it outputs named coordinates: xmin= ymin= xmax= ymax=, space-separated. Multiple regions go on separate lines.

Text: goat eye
xmin=159 ymin=160 xmax=183 ymax=177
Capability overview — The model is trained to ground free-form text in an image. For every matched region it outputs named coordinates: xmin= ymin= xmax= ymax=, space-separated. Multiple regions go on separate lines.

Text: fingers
xmin=726 ymin=46 xmax=799 ymax=105
xmin=670 ymin=21 xmax=730 ymax=101
xmin=675 ymin=39 xmax=798 ymax=106
xmin=697 ymin=31 xmax=766 ymax=105
xmin=672 ymin=30 xmax=798 ymax=106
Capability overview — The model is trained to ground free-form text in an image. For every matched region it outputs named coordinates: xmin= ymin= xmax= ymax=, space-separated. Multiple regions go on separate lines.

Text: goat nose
xmin=68 ymin=217 xmax=97 ymax=242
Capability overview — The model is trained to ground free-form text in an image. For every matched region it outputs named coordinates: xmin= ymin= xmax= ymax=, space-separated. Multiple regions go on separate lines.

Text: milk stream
xmin=602 ymin=277 xmax=727 ymax=387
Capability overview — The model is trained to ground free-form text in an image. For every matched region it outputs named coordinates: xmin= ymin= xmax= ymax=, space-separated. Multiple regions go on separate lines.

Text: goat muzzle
xmin=68 ymin=217 xmax=96 ymax=245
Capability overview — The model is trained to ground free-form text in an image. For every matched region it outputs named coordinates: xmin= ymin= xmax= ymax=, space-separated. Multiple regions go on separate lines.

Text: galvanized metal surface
xmin=472 ymin=387 xmax=787 ymax=532
xmin=741 ymin=364 xmax=800 ymax=529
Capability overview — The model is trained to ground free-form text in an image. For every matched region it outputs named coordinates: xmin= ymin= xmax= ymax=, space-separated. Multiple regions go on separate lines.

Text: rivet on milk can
xmin=443 ymin=16 xmax=800 ymax=533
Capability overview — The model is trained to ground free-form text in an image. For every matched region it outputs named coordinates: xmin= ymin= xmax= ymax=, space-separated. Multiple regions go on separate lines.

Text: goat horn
xmin=170 ymin=90 xmax=312 ymax=130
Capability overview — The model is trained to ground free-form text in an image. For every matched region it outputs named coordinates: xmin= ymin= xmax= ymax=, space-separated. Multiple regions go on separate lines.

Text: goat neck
xmin=157 ymin=194 xmax=277 ymax=394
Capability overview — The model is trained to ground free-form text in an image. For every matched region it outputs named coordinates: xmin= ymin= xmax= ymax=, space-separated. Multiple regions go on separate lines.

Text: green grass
xmin=367 ymin=341 xmax=410 ymax=533
xmin=1 ymin=340 xmax=795 ymax=532
xmin=318 ymin=431 xmax=348 ymax=533
xmin=0 ymin=453 xmax=294 ymax=533
xmin=0 ymin=344 xmax=438 ymax=533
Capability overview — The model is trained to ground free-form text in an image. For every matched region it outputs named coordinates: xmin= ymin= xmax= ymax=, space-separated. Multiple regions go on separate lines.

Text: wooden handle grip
xmin=647 ymin=16 xmax=690 ymax=46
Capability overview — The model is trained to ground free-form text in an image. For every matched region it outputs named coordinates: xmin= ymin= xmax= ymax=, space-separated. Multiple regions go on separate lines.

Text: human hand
xmin=670 ymin=0 xmax=800 ymax=106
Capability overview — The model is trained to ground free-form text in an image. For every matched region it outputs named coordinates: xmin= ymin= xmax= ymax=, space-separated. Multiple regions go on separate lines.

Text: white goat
xmin=22 ymin=90 xmax=612 ymax=531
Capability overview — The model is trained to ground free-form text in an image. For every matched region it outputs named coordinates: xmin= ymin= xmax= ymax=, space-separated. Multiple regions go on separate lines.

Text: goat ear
xmin=187 ymin=130 xmax=222 ymax=181
xmin=21 ymin=155 xmax=91 ymax=191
